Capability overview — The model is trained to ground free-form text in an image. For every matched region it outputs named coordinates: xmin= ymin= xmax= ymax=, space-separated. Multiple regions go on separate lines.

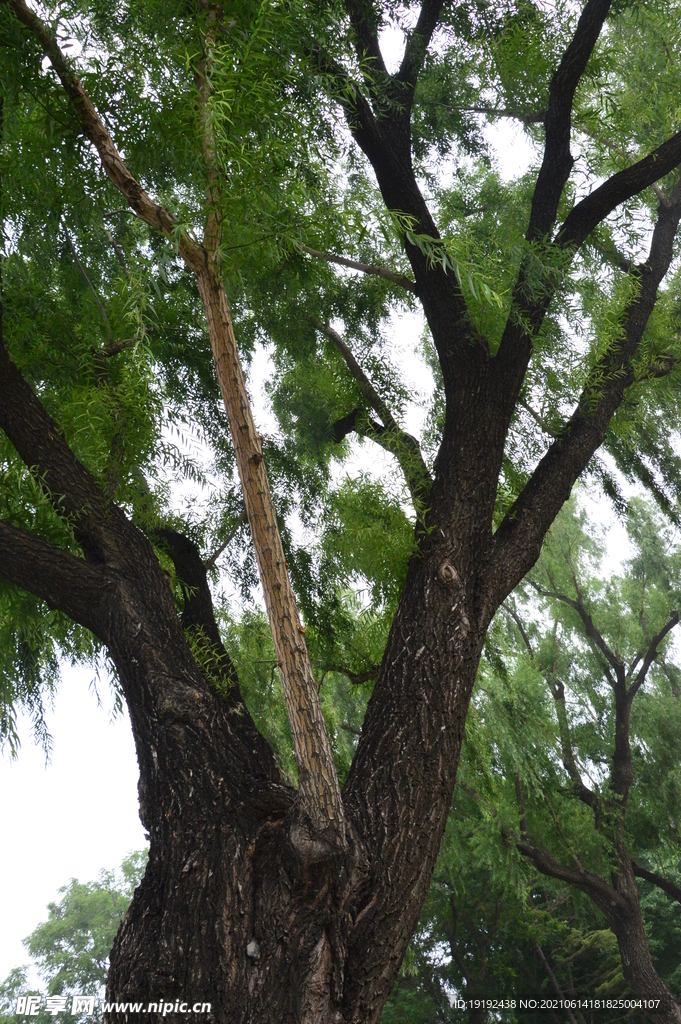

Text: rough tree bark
xmin=2 ymin=0 xmax=681 ymax=1021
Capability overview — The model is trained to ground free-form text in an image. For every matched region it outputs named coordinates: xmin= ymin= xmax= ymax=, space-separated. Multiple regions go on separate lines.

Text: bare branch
xmin=416 ymin=100 xmax=546 ymax=124
xmin=527 ymin=0 xmax=613 ymax=242
xmin=204 ymin=513 xmax=248 ymax=570
xmin=518 ymin=396 xmax=559 ymax=437
xmin=317 ymin=320 xmax=395 ymax=426
xmin=105 ymin=228 xmax=127 ymax=268
xmin=97 ymin=338 xmax=136 ymax=359
xmin=551 ymin=677 xmax=600 ymax=817
xmin=317 ymin=320 xmax=432 ymax=506
xmin=534 ymin=942 xmax=580 ymax=1024
xmin=532 ymin=581 xmax=621 ymax=677
xmin=629 ymin=611 xmax=679 ymax=698
xmin=325 ymin=665 xmax=379 ymax=685
xmin=299 ymin=244 xmax=417 ymax=293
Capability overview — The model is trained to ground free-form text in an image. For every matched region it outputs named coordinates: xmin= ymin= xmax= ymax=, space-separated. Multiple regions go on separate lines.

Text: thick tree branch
xmin=151 ymin=527 xmax=283 ymax=780
xmin=527 ymin=0 xmax=612 ymax=242
xmin=309 ymin=42 xmax=381 ymax=154
xmin=631 ymin=863 xmax=681 ymax=905
xmin=299 ymin=244 xmax=417 ymax=293
xmin=0 ymin=338 xmax=132 ymax=566
xmin=0 ymin=520 xmax=107 ymax=637
xmin=558 ymin=129 xmax=681 ymax=253
xmin=517 ymin=837 xmax=623 ymax=906
xmin=343 ymin=0 xmax=387 ymax=83
xmin=397 ymin=0 xmax=445 ymax=95
xmin=488 ymin=180 xmax=681 ymax=608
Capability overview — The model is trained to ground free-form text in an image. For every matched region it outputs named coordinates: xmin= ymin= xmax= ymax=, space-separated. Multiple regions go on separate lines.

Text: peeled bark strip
xmin=195 ymin=265 xmax=345 ymax=856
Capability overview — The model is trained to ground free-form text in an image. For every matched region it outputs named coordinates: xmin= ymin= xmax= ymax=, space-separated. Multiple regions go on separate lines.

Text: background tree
xmin=0 ymin=853 xmax=147 ymax=1024
xmin=2 ymin=0 xmax=681 ymax=1022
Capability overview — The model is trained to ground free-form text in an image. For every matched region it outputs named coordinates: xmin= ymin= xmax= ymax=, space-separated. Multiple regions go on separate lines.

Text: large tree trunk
xmin=102 ymin=455 xmax=492 ymax=1024
xmin=94 ymin=542 xmax=346 ymax=1024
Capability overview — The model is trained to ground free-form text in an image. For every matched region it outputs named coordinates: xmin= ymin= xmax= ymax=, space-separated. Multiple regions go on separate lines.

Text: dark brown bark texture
xmin=3 ymin=0 xmax=681 ymax=1021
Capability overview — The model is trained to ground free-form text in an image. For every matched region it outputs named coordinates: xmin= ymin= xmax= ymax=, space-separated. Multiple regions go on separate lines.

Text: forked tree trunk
xmin=102 ymin=503 xmax=488 ymax=1024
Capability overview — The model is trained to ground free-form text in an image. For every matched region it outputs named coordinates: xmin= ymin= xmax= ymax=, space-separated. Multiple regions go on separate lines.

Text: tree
xmin=513 ymin=499 xmax=681 ymax=1015
xmin=2 ymin=1 xmax=681 ymax=1022
xmin=0 ymin=852 xmax=147 ymax=1024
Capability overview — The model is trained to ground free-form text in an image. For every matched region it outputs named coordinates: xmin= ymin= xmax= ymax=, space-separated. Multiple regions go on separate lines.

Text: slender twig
xmin=416 ymin=100 xmax=546 ymax=125
xmin=299 ymin=244 xmax=417 ymax=294
xmin=204 ymin=513 xmax=248 ymax=570
xmin=518 ymin=396 xmax=559 ymax=438
xmin=534 ymin=943 xmax=580 ymax=1024
xmin=502 ymin=599 xmax=533 ymax=655
xmin=63 ymin=227 xmax=113 ymax=344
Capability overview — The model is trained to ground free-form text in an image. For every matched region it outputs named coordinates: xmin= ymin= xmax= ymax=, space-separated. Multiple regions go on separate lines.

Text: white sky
xmin=0 ymin=668 xmax=144 ymax=980
xmin=0 ymin=43 xmax=616 ymax=984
